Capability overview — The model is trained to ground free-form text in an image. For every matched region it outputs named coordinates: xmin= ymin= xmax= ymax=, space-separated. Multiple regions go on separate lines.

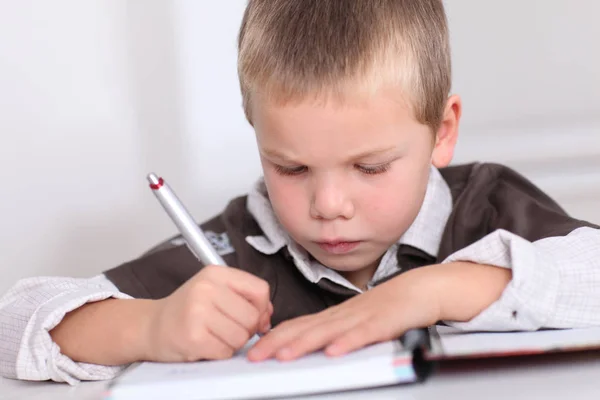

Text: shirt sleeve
xmin=0 ymin=274 xmax=133 ymax=385
xmin=440 ymin=226 xmax=600 ymax=331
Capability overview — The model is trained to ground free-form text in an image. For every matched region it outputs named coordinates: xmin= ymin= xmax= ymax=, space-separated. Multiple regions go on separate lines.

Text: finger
xmin=275 ymin=316 xmax=360 ymax=361
xmin=207 ymin=307 xmax=253 ymax=351
xmin=325 ymin=322 xmax=388 ymax=357
xmin=213 ymin=287 xmax=261 ymax=333
xmin=207 ymin=267 xmax=271 ymax=316
xmin=264 ymin=301 xmax=273 ymax=317
xmin=258 ymin=312 xmax=271 ymax=333
xmin=247 ymin=315 xmax=319 ymax=361
xmin=258 ymin=302 xmax=274 ymax=333
xmin=198 ymin=330 xmax=236 ymax=360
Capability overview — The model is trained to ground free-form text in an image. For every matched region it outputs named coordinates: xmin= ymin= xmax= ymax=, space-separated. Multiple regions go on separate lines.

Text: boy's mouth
xmin=315 ymin=240 xmax=361 ymax=255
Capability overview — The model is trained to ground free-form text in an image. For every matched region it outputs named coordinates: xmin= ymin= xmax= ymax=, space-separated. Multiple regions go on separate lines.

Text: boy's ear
xmin=431 ymin=95 xmax=462 ymax=168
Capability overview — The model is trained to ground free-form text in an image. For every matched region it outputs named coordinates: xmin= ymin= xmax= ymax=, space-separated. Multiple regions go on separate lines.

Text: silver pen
xmin=147 ymin=173 xmax=268 ymax=339
xmin=147 ymin=172 xmax=226 ymax=266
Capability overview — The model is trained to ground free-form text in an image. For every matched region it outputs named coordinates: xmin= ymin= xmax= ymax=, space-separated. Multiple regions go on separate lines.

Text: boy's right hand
xmin=143 ymin=266 xmax=272 ymax=362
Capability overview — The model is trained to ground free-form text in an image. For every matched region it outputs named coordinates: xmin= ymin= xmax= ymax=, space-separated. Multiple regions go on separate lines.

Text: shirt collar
xmin=245 ymin=166 xmax=453 ymax=292
xmin=397 ymin=166 xmax=453 ymax=257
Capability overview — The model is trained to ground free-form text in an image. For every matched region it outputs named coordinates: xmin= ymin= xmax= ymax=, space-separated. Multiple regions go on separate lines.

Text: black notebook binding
xmin=399 ymin=327 xmax=435 ymax=382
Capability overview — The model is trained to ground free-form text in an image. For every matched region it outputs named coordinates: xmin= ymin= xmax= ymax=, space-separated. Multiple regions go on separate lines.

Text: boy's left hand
xmin=247 ymin=261 xmax=511 ymax=362
xmin=246 ymin=267 xmax=440 ymax=362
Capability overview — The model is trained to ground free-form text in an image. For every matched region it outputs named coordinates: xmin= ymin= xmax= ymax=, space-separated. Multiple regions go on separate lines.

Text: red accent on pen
xmin=150 ymin=177 xmax=164 ymax=190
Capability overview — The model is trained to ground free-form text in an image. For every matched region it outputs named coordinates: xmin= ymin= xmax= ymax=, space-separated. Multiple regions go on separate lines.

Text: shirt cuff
xmin=439 ymin=229 xmax=560 ymax=331
xmin=16 ymin=280 xmax=133 ymax=384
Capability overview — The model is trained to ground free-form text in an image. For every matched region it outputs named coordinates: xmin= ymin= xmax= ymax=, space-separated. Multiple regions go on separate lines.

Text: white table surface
xmin=2 ymin=351 xmax=600 ymax=400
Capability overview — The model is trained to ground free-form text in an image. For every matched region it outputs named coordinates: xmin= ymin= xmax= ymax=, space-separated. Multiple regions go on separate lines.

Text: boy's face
xmin=252 ymin=91 xmax=458 ymax=288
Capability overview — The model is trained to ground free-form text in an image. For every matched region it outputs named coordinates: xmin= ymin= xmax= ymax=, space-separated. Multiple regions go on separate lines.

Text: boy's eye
xmin=355 ymin=163 xmax=391 ymax=175
xmin=273 ymin=163 xmax=391 ymax=176
xmin=273 ymin=164 xmax=308 ymax=176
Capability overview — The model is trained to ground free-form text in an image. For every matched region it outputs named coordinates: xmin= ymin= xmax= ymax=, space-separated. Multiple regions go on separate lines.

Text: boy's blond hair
xmin=237 ymin=0 xmax=451 ymax=133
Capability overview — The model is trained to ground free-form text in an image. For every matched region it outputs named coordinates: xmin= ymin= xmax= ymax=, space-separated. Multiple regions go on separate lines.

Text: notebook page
xmin=106 ymin=339 xmax=417 ymax=400
xmin=431 ymin=326 xmax=600 ymax=359
xmin=114 ymin=340 xmax=410 ymax=385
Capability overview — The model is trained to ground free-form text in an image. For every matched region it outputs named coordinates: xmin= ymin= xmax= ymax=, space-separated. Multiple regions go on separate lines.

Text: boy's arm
xmin=437 ymin=163 xmax=600 ymax=330
xmin=248 ymin=225 xmax=600 ymax=361
xmin=439 ymin=226 xmax=600 ymax=331
xmin=1 ymin=266 xmax=272 ymax=385
xmin=0 ymin=198 xmax=263 ymax=384
xmin=0 ymin=275 xmax=132 ymax=384
xmin=48 ymin=297 xmax=154 ymax=366
xmin=247 ymin=260 xmax=511 ymax=361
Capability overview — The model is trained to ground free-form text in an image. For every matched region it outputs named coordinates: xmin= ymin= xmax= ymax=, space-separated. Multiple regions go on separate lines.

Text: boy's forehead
xmin=251 ymin=87 xmax=415 ymax=124
xmin=251 ymin=89 xmax=433 ymax=159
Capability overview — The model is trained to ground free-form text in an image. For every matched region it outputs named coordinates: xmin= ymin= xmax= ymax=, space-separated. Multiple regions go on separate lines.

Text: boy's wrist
xmin=421 ymin=261 xmax=512 ymax=323
xmin=123 ymin=298 xmax=161 ymax=362
xmin=386 ymin=266 xmax=443 ymax=328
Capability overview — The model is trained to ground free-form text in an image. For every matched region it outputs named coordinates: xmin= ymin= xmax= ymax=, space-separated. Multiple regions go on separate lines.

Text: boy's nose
xmin=310 ymin=180 xmax=354 ymax=220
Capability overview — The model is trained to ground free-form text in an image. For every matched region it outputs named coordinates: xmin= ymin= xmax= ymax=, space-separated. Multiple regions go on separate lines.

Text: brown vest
xmin=104 ymin=163 xmax=598 ymax=326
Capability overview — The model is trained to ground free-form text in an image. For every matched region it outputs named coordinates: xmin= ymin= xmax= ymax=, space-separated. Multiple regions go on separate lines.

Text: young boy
xmin=2 ymin=0 xmax=600 ymax=385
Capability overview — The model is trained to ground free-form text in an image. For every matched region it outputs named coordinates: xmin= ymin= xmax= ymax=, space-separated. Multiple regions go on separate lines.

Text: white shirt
xmin=1 ymin=166 xmax=600 ymax=384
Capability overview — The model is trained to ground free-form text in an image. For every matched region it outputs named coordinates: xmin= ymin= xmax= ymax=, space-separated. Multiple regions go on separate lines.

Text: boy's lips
xmin=315 ymin=240 xmax=361 ymax=254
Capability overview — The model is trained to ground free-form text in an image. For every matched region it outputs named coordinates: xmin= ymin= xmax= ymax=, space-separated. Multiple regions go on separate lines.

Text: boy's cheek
xmin=263 ymin=171 xmax=293 ymax=198
xmin=264 ymin=178 xmax=307 ymax=228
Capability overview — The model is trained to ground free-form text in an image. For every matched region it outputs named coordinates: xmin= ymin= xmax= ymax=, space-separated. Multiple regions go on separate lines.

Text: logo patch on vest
xmin=169 ymin=231 xmax=235 ymax=256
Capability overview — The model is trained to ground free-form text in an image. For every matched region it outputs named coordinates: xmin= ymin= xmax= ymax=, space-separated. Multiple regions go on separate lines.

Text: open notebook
xmin=103 ymin=326 xmax=600 ymax=400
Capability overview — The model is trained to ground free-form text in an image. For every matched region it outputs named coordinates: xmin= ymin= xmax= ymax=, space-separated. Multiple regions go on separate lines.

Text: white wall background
xmin=0 ymin=0 xmax=598 ymax=294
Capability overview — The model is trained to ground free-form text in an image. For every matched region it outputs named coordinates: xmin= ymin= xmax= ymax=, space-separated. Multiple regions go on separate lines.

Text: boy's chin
xmin=309 ymin=250 xmax=383 ymax=273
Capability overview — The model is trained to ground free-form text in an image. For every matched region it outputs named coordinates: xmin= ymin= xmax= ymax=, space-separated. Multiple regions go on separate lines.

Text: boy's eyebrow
xmin=348 ymin=146 xmax=397 ymax=160
xmin=260 ymin=148 xmax=296 ymax=162
xmin=260 ymin=146 xmax=397 ymax=163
